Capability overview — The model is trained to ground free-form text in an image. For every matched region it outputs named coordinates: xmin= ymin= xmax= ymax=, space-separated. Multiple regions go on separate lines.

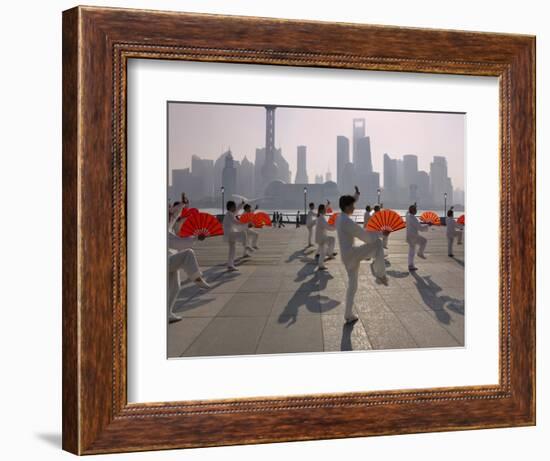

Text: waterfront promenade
xmin=168 ymin=225 xmax=465 ymax=358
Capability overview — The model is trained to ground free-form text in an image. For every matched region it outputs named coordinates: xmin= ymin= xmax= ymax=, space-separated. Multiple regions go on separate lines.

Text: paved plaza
xmin=168 ymin=225 xmax=465 ymax=358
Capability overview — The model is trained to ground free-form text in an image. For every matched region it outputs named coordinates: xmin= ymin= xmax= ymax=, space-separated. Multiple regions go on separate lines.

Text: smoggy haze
xmin=168 ymin=102 xmax=465 ymax=190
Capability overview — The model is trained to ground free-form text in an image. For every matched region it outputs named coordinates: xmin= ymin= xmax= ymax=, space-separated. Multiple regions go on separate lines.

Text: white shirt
xmin=336 ymin=213 xmax=379 ymax=261
xmin=306 ymin=210 xmax=316 ymax=229
xmin=223 ymin=204 xmax=247 ymax=240
xmin=315 ymin=214 xmax=335 ymax=244
xmin=446 ymin=216 xmax=461 ymax=237
xmin=363 ymin=211 xmax=371 ymax=226
xmin=406 ymin=212 xmax=428 ymax=242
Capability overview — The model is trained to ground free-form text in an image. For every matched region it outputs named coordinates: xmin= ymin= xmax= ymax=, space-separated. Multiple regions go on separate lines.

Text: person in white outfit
xmin=315 ymin=203 xmax=337 ymax=271
xmin=372 ymin=205 xmax=389 ymax=249
xmin=242 ymin=204 xmax=260 ymax=250
xmin=306 ymin=202 xmax=316 ymax=247
xmin=406 ymin=204 xmax=430 ymax=271
xmin=223 ymin=200 xmax=254 ymax=271
xmin=446 ymin=208 xmax=463 ymax=257
xmin=167 ymin=214 xmax=210 ymax=322
xmin=363 ymin=205 xmax=372 ymax=227
xmin=336 ymin=187 xmax=389 ymax=323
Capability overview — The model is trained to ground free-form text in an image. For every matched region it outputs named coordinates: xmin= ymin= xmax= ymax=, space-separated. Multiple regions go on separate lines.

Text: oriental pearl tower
xmin=261 ymin=105 xmax=279 ymax=188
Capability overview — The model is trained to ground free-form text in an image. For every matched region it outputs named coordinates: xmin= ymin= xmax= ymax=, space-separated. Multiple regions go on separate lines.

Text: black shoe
xmin=448 ymin=254 xmax=454 ymax=257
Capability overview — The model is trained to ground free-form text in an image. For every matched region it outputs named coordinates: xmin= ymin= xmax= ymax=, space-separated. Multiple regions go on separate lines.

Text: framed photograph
xmin=62 ymin=6 xmax=535 ymax=455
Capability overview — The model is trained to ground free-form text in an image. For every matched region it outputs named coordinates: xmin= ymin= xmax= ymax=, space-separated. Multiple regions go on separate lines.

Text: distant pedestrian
xmin=272 ymin=211 xmax=277 ymax=227
xmin=278 ymin=213 xmax=285 ymax=228
xmin=306 ymin=202 xmax=316 ymax=247
xmin=296 ymin=210 xmax=300 ymax=228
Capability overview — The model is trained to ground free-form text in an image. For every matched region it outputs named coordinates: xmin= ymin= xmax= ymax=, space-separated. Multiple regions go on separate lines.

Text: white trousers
xmin=382 ymin=233 xmax=389 ymax=249
xmin=317 ymin=236 xmax=335 ymax=268
xmin=307 ymin=226 xmax=314 ymax=246
xmin=168 ymin=249 xmax=201 ymax=313
xmin=226 ymin=231 xmax=247 ymax=267
xmin=407 ymin=235 xmax=427 ymax=267
xmin=447 ymin=230 xmax=463 ymax=255
xmin=343 ymin=240 xmax=385 ymax=318
xmin=247 ymin=228 xmax=259 ymax=248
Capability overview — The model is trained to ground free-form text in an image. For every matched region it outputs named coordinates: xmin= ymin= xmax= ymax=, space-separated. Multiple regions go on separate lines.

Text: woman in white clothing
xmin=446 ymin=208 xmax=463 ymax=257
xmin=363 ymin=205 xmax=372 ymax=227
xmin=315 ymin=203 xmax=336 ymax=271
xmin=406 ymin=204 xmax=430 ymax=271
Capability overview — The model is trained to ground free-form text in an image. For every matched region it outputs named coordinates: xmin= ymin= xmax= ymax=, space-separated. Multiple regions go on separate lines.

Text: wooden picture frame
xmin=62 ymin=5 xmax=535 ymax=455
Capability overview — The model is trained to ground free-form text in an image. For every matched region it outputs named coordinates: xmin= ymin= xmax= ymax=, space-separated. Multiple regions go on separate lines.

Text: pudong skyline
xmin=169 ymin=102 xmax=465 ymax=191
xmin=168 ymin=102 xmax=464 ymax=208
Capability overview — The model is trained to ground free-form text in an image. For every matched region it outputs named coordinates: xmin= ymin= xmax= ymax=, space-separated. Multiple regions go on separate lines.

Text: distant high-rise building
xmin=295 ymin=145 xmax=308 ymax=184
xmin=172 ymin=168 xmax=202 ymax=202
xmin=191 ymin=155 xmax=215 ymax=199
xmin=261 ymin=105 xmax=278 ymax=188
xmin=336 ymin=136 xmax=350 ymax=190
xmin=403 ymin=155 xmax=418 ymax=188
xmin=454 ymin=188 xmax=465 ymax=206
xmin=237 ymin=155 xmax=255 ymax=198
xmin=430 ymin=156 xmax=453 ymax=208
xmin=416 ymin=171 xmax=431 ymax=206
xmin=325 ymin=171 xmax=332 ymax=183
xmin=222 ymin=152 xmax=237 ymax=202
xmin=254 ymin=147 xmax=291 ymax=195
xmin=355 ymin=136 xmax=373 ymax=174
xmin=342 ymin=162 xmax=355 ymax=195
xmin=383 ymin=153 xmax=398 ymax=201
xmin=315 ymin=174 xmax=324 ymax=184
xmin=352 ymin=119 xmax=366 ymax=165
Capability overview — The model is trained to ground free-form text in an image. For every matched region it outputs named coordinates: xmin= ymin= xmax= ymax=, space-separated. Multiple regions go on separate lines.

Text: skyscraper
xmin=237 ymin=155 xmax=255 ymax=198
xmin=261 ymin=105 xmax=279 ymax=188
xmin=325 ymin=171 xmax=332 ymax=182
xmin=403 ymin=155 xmax=418 ymax=188
xmin=295 ymin=145 xmax=308 ymax=184
xmin=383 ymin=153 xmax=398 ymax=201
xmin=315 ymin=174 xmax=324 ymax=184
xmin=336 ymin=135 xmax=350 ymax=190
xmin=222 ymin=152 xmax=237 ymax=201
xmin=430 ymin=156 xmax=453 ymax=208
xmin=356 ymin=136 xmax=373 ymax=174
xmin=352 ymin=118 xmax=366 ymax=164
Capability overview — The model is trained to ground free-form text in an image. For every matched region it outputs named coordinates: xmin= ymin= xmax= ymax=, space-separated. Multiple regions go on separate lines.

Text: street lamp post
xmin=377 ymin=188 xmax=381 ymax=205
xmin=444 ymin=192 xmax=448 ymax=216
xmin=221 ymin=186 xmax=225 ymax=215
xmin=303 ymin=187 xmax=307 ymax=216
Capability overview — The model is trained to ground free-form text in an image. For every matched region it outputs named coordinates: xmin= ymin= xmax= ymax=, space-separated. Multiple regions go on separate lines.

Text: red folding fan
xmin=457 ymin=214 xmax=465 ymax=225
xmin=178 ymin=212 xmax=223 ymax=238
xmin=328 ymin=212 xmax=340 ymax=225
xmin=254 ymin=211 xmax=272 ymax=227
xmin=180 ymin=207 xmax=199 ymax=219
xmin=366 ymin=209 xmax=405 ymax=233
xmin=420 ymin=211 xmax=441 ymax=225
xmin=238 ymin=212 xmax=256 ymax=224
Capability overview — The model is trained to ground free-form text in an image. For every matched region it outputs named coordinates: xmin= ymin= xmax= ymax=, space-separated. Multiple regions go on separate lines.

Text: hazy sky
xmin=168 ymin=102 xmax=465 ymax=189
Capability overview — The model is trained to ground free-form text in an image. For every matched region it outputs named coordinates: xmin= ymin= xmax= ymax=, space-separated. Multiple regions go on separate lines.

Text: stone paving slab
xmin=168 ymin=225 xmax=464 ymax=358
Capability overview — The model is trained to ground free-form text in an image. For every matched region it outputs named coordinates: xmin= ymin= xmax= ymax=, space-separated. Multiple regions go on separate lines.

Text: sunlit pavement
xmin=168 ymin=225 xmax=464 ymax=358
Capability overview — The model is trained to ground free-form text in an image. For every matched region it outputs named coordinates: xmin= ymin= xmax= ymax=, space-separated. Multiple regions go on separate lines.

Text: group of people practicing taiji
xmin=167 ymin=189 xmax=463 ymax=325
xmin=166 ymin=194 xmax=264 ymax=322
xmin=306 ymin=186 xmax=463 ymax=324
